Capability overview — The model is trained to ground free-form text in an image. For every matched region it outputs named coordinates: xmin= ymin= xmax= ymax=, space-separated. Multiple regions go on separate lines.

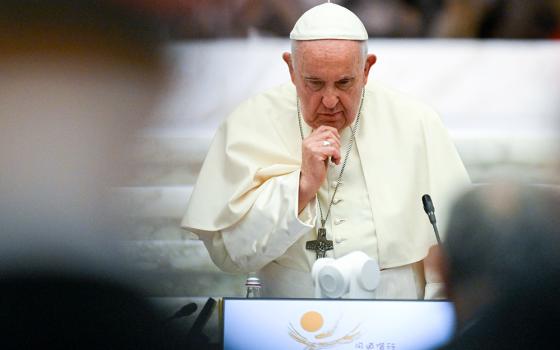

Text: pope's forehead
xmin=294 ymin=40 xmax=363 ymax=70
xmin=297 ymin=39 xmax=362 ymax=54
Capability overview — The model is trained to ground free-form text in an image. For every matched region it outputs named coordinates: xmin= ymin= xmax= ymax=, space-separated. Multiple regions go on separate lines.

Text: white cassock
xmin=182 ymin=81 xmax=470 ymax=299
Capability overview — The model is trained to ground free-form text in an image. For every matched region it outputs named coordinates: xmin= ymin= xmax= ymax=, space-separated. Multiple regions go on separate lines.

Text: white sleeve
xmin=197 ymin=170 xmax=317 ymax=273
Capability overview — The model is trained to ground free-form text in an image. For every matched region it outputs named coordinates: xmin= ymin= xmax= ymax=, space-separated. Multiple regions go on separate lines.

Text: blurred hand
xmin=424 ymin=244 xmax=445 ymax=283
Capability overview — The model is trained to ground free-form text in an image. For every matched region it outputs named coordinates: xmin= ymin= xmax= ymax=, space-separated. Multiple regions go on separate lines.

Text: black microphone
xmin=186 ymin=297 xmax=217 ymax=346
xmin=422 ymin=194 xmax=441 ymax=244
xmin=164 ymin=302 xmax=198 ymax=324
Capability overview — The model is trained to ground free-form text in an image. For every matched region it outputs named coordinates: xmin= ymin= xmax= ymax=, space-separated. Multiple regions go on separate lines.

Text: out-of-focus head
xmin=442 ymin=183 xmax=560 ymax=326
xmin=0 ymin=0 xmax=168 ymax=271
xmin=282 ymin=3 xmax=377 ymax=131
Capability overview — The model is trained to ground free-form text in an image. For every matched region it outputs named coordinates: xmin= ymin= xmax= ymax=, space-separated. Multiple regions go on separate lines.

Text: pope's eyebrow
xmin=304 ymin=77 xmax=323 ymax=82
xmin=337 ymin=77 xmax=355 ymax=83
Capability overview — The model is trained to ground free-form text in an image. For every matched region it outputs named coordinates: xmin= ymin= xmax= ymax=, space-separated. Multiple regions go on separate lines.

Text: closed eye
xmin=304 ymin=78 xmax=324 ymax=91
xmin=336 ymin=78 xmax=354 ymax=89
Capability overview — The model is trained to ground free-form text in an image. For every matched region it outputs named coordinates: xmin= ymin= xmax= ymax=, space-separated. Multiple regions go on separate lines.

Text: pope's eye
xmin=306 ymin=80 xmax=324 ymax=90
xmin=336 ymin=79 xmax=352 ymax=89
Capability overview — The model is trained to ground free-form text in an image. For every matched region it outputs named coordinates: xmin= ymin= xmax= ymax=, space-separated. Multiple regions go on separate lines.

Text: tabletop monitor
xmin=222 ymin=298 xmax=455 ymax=350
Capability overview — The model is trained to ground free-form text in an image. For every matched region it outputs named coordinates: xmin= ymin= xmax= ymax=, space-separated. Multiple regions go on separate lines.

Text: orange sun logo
xmin=300 ymin=311 xmax=324 ymax=332
xmin=289 ymin=310 xmax=361 ymax=349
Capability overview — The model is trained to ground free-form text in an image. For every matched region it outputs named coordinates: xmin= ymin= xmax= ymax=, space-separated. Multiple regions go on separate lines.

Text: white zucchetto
xmin=290 ymin=2 xmax=368 ymax=41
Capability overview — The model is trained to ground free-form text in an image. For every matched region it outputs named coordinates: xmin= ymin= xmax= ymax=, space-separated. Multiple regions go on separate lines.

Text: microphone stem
xmin=432 ymin=222 xmax=441 ymax=245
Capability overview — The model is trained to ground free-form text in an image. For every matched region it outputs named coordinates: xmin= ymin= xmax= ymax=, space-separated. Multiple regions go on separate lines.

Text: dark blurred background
xmin=156 ymin=0 xmax=560 ymax=39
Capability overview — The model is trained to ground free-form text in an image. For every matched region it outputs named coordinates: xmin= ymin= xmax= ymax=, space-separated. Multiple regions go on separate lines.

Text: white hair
xmin=290 ymin=40 xmax=368 ymax=67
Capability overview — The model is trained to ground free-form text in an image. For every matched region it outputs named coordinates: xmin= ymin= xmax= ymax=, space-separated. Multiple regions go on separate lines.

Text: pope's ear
xmin=363 ymin=54 xmax=377 ymax=84
xmin=282 ymin=52 xmax=296 ymax=84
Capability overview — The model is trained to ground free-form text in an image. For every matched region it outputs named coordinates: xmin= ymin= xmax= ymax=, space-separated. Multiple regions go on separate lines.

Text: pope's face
xmin=284 ymin=40 xmax=376 ymax=131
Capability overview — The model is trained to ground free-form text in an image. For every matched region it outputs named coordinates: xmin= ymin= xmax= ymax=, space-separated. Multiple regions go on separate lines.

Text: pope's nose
xmin=322 ymin=92 xmax=339 ymax=109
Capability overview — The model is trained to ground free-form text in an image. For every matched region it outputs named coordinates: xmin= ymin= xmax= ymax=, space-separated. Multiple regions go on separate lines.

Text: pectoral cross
xmin=306 ymin=227 xmax=333 ymax=259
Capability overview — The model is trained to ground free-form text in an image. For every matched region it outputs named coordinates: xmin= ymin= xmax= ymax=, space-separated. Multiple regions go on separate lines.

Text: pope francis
xmin=182 ymin=2 xmax=470 ymax=298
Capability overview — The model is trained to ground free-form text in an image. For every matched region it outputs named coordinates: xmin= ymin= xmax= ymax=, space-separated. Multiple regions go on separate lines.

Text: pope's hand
xmin=298 ymin=126 xmax=341 ymax=213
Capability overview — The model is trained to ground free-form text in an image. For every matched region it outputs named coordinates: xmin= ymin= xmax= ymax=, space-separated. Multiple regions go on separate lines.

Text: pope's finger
xmin=317 ymin=138 xmax=341 ymax=149
xmin=330 ymin=148 xmax=341 ymax=164
xmin=319 ymin=128 xmax=341 ymax=142
xmin=316 ymin=125 xmax=340 ymax=135
xmin=319 ymin=146 xmax=340 ymax=162
xmin=313 ymin=126 xmax=340 ymax=141
xmin=331 ymin=154 xmax=341 ymax=165
xmin=323 ymin=134 xmax=341 ymax=147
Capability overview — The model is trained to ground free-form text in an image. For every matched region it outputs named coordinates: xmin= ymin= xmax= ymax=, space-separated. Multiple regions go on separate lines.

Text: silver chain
xmin=297 ymin=88 xmax=365 ymax=228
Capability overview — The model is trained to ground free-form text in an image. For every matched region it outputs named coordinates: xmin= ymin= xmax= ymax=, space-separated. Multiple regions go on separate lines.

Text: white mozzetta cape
xmin=182 ymin=81 xmax=470 ymax=270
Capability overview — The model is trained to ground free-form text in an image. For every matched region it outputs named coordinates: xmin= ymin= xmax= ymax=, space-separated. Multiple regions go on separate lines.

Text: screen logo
xmin=289 ymin=310 xmax=361 ymax=348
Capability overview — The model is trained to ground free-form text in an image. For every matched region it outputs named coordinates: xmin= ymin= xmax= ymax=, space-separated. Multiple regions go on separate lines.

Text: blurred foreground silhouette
xmin=438 ymin=184 xmax=560 ymax=349
xmin=0 ymin=1 xmax=200 ymax=348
